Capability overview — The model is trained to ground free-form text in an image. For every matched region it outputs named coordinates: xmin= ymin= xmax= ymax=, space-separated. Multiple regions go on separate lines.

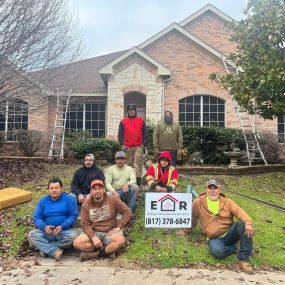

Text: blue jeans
xmin=28 ymin=228 xmax=80 ymax=257
xmin=208 ymin=220 xmax=253 ymax=261
xmin=116 ymin=185 xmax=138 ymax=212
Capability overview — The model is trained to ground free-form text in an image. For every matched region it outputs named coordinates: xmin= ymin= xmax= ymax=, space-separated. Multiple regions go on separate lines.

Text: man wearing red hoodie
xmin=146 ymin=151 xmax=178 ymax=192
xmin=118 ymin=103 xmax=148 ymax=186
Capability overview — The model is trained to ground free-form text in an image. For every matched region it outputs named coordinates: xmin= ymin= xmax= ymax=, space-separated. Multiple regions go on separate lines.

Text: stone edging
xmin=177 ymin=164 xmax=285 ymax=175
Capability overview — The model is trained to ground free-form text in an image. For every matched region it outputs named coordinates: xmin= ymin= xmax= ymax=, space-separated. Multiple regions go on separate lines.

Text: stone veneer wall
xmin=106 ymin=56 xmax=164 ymax=140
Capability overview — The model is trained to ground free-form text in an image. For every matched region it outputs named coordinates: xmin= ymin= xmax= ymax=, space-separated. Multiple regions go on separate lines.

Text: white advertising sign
xmin=145 ymin=193 xmax=192 ymax=228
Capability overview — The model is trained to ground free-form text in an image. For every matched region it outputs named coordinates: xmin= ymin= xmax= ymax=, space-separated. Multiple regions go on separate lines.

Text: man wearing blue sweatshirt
xmin=28 ymin=177 xmax=79 ymax=261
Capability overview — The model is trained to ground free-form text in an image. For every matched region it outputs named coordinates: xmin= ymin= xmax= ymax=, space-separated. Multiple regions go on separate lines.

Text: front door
xmin=124 ymin=92 xmax=146 ymax=119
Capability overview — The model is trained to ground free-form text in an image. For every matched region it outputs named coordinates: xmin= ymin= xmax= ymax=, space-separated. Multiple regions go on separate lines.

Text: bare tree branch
xmin=0 ymin=0 xmax=84 ymax=114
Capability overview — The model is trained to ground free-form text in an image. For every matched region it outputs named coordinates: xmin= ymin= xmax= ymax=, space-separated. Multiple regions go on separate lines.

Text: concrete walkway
xmin=1 ymin=254 xmax=285 ymax=285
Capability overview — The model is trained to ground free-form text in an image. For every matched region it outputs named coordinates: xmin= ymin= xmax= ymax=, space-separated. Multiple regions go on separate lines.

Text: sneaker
xmin=239 ymin=261 xmax=254 ymax=274
xmin=79 ymin=251 xmax=99 ymax=262
xmin=53 ymin=248 xmax=63 ymax=261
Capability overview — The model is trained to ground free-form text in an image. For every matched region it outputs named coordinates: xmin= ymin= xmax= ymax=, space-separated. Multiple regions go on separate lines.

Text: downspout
xmin=161 ymin=74 xmax=172 ymax=119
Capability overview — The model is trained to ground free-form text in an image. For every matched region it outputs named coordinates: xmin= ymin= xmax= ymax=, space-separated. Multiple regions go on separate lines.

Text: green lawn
xmin=0 ymin=166 xmax=284 ymax=270
xmin=123 ymin=172 xmax=285 ymax=269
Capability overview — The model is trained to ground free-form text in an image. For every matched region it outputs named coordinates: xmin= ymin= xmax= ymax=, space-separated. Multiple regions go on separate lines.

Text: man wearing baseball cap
xmin=177 ymin=179 xmax=255 ymax=274
xmin=118 ymin=103 xmax=148 ymax=186
xmin=105 ymin=151 xmax=138 ymax=212
xmin=73 ymin=179 xmax=131 ymax=261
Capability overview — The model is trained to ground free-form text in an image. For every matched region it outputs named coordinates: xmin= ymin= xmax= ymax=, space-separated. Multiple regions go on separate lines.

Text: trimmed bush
xmin=0 ymin=132 xmax=5 ymax=148
xmin=146 ymin=123 xmax=245 ymax=164
xmin=16 ymin=130 xmax=49 ymax=157
xmin=71 ymin=138 xmax=120 ymax=162
xmin=258 ymin=132 xmax=282 ymax=164
xmin=182 ymin=125 xmax=245 ymax=164
xmin=146 ymin=121 xmax=155 ymax=156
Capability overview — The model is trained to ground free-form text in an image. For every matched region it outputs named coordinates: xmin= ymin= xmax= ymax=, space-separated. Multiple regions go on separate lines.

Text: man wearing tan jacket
xmin=178 ymin=179 xmax=255 ymax=274
xmin=73 ymin=179 xmax=131 ymax=261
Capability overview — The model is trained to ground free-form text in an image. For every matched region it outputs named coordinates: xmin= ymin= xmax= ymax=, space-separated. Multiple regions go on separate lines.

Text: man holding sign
xmin=178 ymin=179 xmax=255 ymax=274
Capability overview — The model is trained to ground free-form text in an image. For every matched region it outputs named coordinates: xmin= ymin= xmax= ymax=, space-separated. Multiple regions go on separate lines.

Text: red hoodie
xmin=146 ymin=151 xmax=178 ymax=189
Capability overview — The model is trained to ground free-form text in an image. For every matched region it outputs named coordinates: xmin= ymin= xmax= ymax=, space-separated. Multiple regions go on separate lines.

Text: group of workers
xmin=27 ymin=104 xmax=255 ymax=274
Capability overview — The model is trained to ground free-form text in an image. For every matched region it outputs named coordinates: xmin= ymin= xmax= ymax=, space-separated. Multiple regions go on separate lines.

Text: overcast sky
xmin=68 ymin=0 xmax=248 ymax=59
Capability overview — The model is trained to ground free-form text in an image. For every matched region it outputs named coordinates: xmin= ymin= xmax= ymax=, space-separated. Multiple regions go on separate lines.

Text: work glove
xmin=166 ymin=186 xmax=173 ymax=193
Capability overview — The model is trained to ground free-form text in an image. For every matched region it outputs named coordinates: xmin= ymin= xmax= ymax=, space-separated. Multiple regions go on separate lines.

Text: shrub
xmin=146 ymin=123 xmax=245 ymax=164
xmin=16 ymin=130 xmax=49 ymax=157
xmin=0 ymin=131 xmax=5 ymax=148
xmin=146 ymin=120 xmax=155 ymax=156
xmin=64 ymin=130 xmax=93 ymax=158
xmin=182 ymin=126 xmax=245 ymax=164
xmin=258 ymin=132 xmax=282 ymax=164
xmin=71 ymin=138 xmax=120 ymax=162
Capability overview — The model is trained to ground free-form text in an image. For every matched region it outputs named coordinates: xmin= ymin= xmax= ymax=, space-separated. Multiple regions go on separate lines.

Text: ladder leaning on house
xmin=221 ymin=56 xmax=267 ymax=166
xmin=48 ymin=89 xmax=72 ymax=159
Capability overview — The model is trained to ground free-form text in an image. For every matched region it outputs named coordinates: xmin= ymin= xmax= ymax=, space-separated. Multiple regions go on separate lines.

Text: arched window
xmin=277 ymin=115 xmax=285 ymax=143
xmin=179 ymin=95 xmax=225 ymax=127
xmin=0 ymin=99 xmax=28 ymax=141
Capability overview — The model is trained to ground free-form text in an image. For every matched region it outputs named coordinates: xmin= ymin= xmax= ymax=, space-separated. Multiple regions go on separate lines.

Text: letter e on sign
xmin=151 ymin=201 xmax=157 ymax=210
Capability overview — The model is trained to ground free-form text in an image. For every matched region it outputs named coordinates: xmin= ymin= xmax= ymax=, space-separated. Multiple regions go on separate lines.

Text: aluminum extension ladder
xmin=48 ymin=89 xmax=71 ymax=159
xmin=221 ymin=56 xmax=267 ymax=165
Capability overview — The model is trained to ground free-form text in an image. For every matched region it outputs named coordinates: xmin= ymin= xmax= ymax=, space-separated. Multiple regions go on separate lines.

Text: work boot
xmin=53 ymin=248 xmax=63 ymax=261
xmin=239 ymin=261 xmax=254 ymax=274
xmin=109 ymin=252 xmax=116 ymax=260
xmin=80 ymin=251 xmax=99 ymax=262
xmin=136 ymin=177 xmax=141 ymax=186
xmin=39 ymin=251 xmax=47 ymax=258
xmin=235 ymin=241 xmax=240 ymax=252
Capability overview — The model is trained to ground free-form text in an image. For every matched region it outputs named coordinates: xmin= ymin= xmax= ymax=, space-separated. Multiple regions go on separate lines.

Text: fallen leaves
xmin=0 ymin=160 xmax=48 ymax=189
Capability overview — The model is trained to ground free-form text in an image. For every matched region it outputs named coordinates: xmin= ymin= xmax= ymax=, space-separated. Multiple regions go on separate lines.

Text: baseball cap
xmin=164 ymin=110 xmax=173 ymax=115
xmin=115 ymin=151 xmax=126 ymax=158
xmin=91 ymin=179 xmax=104 ymax=188
xmin=207 ymin=179 xmax=219 ymax=187
xmin=126 ymin=103 xmax=136 ymax=111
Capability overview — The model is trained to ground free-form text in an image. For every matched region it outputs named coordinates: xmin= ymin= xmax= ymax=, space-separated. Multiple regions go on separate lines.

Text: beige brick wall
xmin=143 ymin=30 xmax=239 ymax=128
xmin=28 ymin=95 xmax=49 ymax=133
xmin=183 ymin=11 xmax=236 ymax=56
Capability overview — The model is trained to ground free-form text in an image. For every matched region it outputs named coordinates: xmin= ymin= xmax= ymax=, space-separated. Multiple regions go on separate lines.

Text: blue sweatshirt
xmin=34 ymin=192 xmax=78 ymax=232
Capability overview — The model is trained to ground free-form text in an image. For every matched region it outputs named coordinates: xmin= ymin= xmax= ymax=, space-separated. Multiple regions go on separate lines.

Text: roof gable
xmin=99 ymin=47 xmax=171 ymax=82
xmin=179 ymin=3 xmax=236 ymax=27
xmin=139 ymin=22 xmax=226 ymax=60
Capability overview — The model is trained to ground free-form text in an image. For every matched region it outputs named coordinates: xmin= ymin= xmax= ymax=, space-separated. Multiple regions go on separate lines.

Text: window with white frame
xmin=0 ymin=100 xmax=28 ymax=141
xmin=179 ymin=95 xmax=225 ymax=127
xmin=66 ymin=103 xmax=106 ymax=137
xmin=277 ymin=115 xmax=285 ymax=143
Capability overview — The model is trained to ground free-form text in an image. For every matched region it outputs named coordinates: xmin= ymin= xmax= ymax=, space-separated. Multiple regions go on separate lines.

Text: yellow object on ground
xmin=0 ymin=187 xmax=32 ymax=210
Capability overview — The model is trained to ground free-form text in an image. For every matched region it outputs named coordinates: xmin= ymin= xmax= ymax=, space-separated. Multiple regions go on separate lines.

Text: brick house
xmin=1 ymin=4 xmax=284 ymax=151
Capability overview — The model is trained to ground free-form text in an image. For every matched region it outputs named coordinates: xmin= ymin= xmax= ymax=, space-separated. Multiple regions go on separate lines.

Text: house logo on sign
xmin=158 ymin=194 xmax=178 ymax=211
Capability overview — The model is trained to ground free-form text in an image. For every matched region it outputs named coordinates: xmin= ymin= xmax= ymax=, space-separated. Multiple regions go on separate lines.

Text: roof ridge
xmin=179 ymin=3 xmax=237 ymax=26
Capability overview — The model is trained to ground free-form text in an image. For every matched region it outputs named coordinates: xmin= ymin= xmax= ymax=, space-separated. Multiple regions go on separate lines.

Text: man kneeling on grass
xmin=28 ymin=178 xmax=78 ymax=261
xmin=177 ymin=179 xmax=255 ymax=274
xmin=73 ymin=179 xmax=132 ymax=261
